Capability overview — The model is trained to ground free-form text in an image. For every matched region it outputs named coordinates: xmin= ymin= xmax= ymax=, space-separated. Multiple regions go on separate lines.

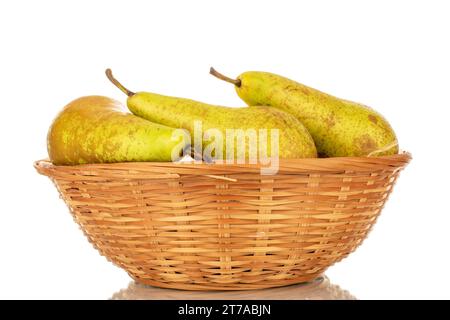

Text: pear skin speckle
xmin=47 ymin=96 xmax=189 ymax=165
xmin=127 ymin=92 xmax=317 ymax=159
xmin=235 ymin=71 xmax=399 ymax=157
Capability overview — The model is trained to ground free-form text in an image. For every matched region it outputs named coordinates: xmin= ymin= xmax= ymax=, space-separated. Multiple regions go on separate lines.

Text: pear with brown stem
xmin=210 ymin=67 xmax=398 ymax=157
xmin=106 ymin=69 xmax=317 ymax=161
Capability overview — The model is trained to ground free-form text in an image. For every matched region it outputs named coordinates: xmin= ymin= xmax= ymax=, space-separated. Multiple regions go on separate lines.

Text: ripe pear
xmin=210 ymin=68 xmax=399 ymax=157
xmin=106 ymin=69 xmax=317 ymax=161
xmin=47 ymin=96 xmax=189 ymax=165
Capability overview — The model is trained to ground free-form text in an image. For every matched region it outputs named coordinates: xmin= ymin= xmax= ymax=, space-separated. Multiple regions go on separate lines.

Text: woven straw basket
xmin=35 ymin=153 xmax=410 ymax=291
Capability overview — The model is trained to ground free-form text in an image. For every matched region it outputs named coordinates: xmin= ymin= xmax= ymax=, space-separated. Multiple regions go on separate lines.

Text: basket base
xmin=112 ymin=275 xmax=356 ymax=300
xmin=130 ymin=272 xmax=323 ymax=291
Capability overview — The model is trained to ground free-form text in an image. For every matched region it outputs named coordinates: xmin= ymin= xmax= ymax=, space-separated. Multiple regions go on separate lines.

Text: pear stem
xmin=209 ymin=67 xmax=241 ymax=87
xmin=105 ymin=68 xmax=135 ymax=97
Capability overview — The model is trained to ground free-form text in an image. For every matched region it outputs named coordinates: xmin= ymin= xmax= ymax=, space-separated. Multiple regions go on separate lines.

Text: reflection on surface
xmin=111 ymin=276 xmax=355 ymax=300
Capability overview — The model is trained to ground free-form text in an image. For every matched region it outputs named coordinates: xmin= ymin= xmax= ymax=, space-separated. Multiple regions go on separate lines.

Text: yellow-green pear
xmin=106 ymin=69 xmax=317 ymax=161
xmin=210 ymin=68 xmax=398 ymax=157
xmin=47 ymin=96 xmax=189 ymax=165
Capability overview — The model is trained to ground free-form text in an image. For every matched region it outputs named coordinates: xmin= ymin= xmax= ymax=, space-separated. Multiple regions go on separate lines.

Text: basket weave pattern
xmin=35 ymin=153 xmax=410 ymax=290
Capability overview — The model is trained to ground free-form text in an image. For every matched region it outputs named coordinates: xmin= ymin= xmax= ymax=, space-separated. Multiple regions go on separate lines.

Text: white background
xmin=1 ymin=0 xmax=449 ymax=299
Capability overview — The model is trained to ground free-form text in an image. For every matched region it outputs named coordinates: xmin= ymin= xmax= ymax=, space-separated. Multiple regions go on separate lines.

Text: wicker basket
xmin=34 ymin=153 xmax=410 ymax=291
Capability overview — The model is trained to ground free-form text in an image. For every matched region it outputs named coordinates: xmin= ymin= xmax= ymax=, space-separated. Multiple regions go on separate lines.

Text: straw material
xmin=111 ymin=276 xmax=355 ymax=300
xmin=34 ymin=152 xmax=411 ymax=291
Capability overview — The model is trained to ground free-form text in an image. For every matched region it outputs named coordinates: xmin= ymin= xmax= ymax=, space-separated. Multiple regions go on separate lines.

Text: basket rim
xmin=34 ymin=152 xmax=411 ymax=177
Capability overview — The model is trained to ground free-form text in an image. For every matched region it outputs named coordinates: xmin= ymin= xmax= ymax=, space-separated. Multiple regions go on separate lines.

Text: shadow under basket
xmin=34 ymin=153 xmax=411 ymax=291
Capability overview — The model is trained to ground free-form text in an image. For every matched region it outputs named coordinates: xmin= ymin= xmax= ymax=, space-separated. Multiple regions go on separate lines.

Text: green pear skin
xmin=105 ymin=69 xmax=317 ymax=160
xmin=212 ymin=69 xmax=398 ymax=157
xmin=47 ymin=96 xmax=189 ymax=165
xmin=128 ymin=94 xmax=317 ymax=159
